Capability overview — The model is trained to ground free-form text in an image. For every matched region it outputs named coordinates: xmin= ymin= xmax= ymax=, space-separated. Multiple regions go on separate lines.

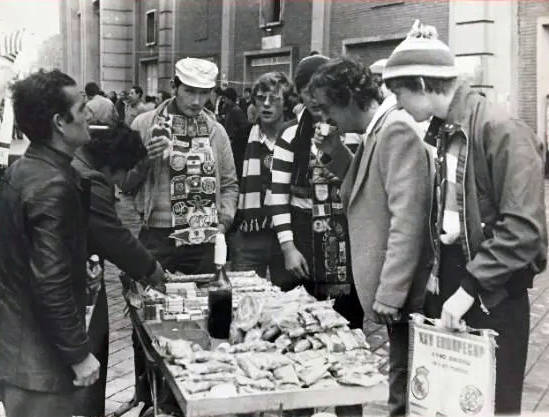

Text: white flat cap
xmin=175 ymin=58 xmax=218 ymax=89
xmin=369 ymin=58 xmax=388 ymax=75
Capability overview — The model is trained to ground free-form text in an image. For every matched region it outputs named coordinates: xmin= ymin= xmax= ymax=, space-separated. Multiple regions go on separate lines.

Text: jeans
xmin=138 ymin=226 xmax=215 ymax=274
xmin=229 ymin=229 xmax=295 ymax=290
xmin=387 ymin=322 xmax=409 ymax=417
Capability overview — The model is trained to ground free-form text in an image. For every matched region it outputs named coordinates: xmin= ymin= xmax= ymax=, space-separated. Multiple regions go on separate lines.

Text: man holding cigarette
xmin=119 ymin=58 xmax=238 ymax=413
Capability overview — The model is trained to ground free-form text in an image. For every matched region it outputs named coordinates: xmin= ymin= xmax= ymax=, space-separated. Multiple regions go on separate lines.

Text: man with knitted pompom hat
xmin=384 ymin=19 xmax=547 ymax=415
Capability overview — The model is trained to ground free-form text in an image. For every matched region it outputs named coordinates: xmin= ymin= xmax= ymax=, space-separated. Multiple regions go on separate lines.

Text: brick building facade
xmin=329 ymin=0 xmax=448 ymax=70
xmin=229 ymin=0 xmax=312 ymax=89
xmin=60 ymin=0 xmax=548 ymax=139
xmin=133 ymin=0 xmax=224 ymax=95
xmin=516 ymin=1 xmax=549 ymax=140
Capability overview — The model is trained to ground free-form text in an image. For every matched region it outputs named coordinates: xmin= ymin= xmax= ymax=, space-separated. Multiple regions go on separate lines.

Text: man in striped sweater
xmin=268 ymin=55 xmax=363 ymax=329
xmin=230 ymin=72 xmax=295 ymax=289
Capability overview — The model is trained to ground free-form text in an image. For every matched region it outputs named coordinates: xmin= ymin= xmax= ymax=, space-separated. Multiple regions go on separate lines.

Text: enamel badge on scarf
xmin=156 ymin=113 xmax=218 ymax=246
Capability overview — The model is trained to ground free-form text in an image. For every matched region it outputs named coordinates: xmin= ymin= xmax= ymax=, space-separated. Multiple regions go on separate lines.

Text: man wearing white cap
xmin=126 ymin=57 xmax=238 ymax=270
xmin=369 ymin=58 xmax=390 ymax=99
xmin=120 ymin=57 xmax=238 ymax=413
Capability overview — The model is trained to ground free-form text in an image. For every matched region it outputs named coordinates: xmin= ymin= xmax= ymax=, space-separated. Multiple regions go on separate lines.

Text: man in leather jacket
xmin=0 ymin=69 xmax=100 ymax=417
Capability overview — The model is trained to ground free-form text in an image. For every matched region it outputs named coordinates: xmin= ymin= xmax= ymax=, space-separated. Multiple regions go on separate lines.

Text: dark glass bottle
xmin=207 ymin=264 xmax=232 ymax=339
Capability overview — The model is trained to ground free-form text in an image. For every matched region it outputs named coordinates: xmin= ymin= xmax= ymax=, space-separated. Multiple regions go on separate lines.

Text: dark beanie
xmin=222 ymin=87 xmax=238 ymax=103
xmin=294 ymin=54 xmax=329 ymax=93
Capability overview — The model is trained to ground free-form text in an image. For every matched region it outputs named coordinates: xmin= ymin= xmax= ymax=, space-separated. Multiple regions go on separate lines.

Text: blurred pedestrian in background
xmin=115 ymin=90 xmax=127 ymax=122
xmin=238 ymin=87 xmax=252 ymax=114
xmin=85 ymin=81 xmax=118 ymax=126
xmin=124 ymin=85 xmax=147 ymax=126
xmin=222 ymin=86 xmax=251 ymax=179
xmin=107 ymin=90 xmax=117 ymax=105
xmin=156 ymin=90 xmax=171 ymax=108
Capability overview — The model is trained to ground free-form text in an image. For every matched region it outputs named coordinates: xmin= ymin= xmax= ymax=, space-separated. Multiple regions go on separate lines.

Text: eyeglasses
xmin=254 ymin=93 xmax=283 ymax=104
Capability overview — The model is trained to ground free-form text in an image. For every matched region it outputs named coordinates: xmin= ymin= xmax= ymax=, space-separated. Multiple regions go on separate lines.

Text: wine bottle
xmin=207 ymin=234 xmax=232 ymax=339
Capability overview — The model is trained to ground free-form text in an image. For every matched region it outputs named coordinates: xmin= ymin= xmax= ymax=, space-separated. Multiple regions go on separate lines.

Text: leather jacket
xmin=72 ymin=148 xmax=156 ymax=280
xmin=0 ymin=143 xmax=90 ymax=393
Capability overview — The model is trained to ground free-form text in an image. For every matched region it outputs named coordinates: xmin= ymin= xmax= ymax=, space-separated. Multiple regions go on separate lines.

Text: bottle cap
xmin=214 ymin=233 xmax=227 ymax=265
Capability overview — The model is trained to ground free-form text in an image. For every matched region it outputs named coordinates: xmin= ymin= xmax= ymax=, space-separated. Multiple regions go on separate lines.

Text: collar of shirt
xmin=364 ymin=94 xmax=397 ymax=137
xmin=258 ymin=130 xmax=276 ymax=152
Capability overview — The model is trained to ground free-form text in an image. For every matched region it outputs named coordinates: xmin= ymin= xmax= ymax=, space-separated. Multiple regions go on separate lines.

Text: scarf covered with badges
xmin=292 ymin=109 xmax=316 ymax=189
xmin=155 ymin=104 xmax=219 ymax=246
xmin=309 ymin=147 xmax=354 ymax=298
xmin=293 ymin=111 xmax=360 ymax=299
xmin=236 ymin=125 xmax=275 ymax=233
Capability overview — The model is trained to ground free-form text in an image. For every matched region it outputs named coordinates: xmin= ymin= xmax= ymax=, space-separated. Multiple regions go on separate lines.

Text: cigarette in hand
xmin=319 ymin=122 xmax=331 ymax=136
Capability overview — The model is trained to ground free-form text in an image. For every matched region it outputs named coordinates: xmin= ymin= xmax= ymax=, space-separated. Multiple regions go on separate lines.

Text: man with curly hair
xmin=309 ymin=57 xmax=432 ymax=416
xmin=0 ymin=69 xmax=100 ymax=417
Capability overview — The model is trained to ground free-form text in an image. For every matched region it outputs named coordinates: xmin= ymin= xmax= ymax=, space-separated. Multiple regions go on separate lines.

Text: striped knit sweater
xmin=235 ymin=124 xmax=276 ymax=232
xmin=269 ymin=117 xmax=360 ymax=245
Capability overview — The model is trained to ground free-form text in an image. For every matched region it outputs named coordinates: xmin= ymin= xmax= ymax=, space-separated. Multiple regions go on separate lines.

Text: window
xmin=146 ymin=9 xmax=157 ymax=45
xmin=245 ymin=50 xmax=293 ymax=87
xmin=193 ymin=0 xmax=209 ymax=41
xmin=259 ymin=0 xmax=283 ymax=28
xmin=143 ymin=60 xmax=158 ymax=97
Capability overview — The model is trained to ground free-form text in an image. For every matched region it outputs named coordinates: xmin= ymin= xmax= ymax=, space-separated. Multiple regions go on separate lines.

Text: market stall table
xmin=128 ymin=307 xmax=387 ymax=417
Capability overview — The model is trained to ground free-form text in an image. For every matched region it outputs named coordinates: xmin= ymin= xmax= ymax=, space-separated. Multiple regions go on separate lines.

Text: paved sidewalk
xmin=3 ymin=185 xmax=549 ymax=416
xmin=104 ymin=186 xmax=549 ymax=416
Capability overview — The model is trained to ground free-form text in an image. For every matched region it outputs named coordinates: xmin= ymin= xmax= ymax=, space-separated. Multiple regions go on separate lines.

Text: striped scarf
xmin=236 ymin=125 xmax=274 ymax=232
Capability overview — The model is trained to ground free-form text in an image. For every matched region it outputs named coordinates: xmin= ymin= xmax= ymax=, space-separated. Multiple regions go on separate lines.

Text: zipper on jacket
xmin=460 ymin=128 xmax=472 ymax=262
xmin=428 ymin=148 xmax=437 ymax=256
xmin=460 ymin=127 xmax=490 ymax=316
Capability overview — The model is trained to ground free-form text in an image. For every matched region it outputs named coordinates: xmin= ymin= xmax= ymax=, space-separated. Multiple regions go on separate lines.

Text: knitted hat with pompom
xmin=383 ymin=20 xmax=457 ymax=81
xmin=294 ymin=54 xmax=329 ymax=93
